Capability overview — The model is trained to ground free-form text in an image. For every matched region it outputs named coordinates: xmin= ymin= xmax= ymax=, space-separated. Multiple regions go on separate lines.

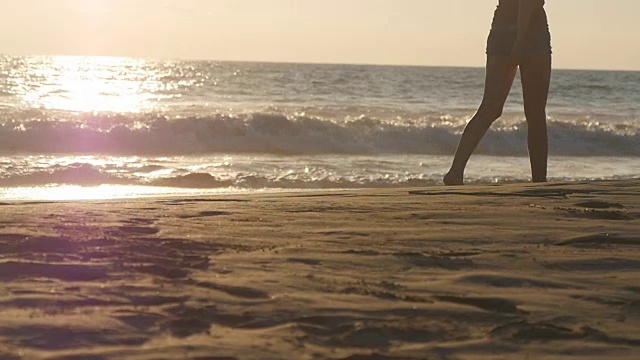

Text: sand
xmin=0 ymin=180 xmax=639 ymax=359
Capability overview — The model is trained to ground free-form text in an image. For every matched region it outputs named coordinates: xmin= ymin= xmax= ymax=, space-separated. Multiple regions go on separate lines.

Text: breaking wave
xmin=0 ymin=163 xmax=441 ymax=189
xmin=0 ymin=111 xmax=638 ymax=156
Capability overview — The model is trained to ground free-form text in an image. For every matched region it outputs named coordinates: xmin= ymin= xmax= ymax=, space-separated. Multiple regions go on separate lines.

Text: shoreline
xmin=1 ymin=179 xmax=639 ymax=359
xmin=1 ymin=176 xmax=639 ymax=202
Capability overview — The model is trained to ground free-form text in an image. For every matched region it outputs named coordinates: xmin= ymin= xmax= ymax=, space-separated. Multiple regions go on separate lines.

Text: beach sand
xmin=0 ymin=180 xmax=639 ymax=359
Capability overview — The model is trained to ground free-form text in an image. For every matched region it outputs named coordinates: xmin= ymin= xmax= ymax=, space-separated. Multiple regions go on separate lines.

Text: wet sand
xmin=0 ymin=180 xmax=639 ymax=359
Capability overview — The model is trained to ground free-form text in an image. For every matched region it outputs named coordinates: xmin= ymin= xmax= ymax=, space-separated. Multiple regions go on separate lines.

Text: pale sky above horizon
xmin=0 ymin=0 xmax=639 ymax=70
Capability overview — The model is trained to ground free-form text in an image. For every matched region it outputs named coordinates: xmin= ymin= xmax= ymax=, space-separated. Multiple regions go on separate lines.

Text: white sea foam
xmin=0 ymin=155 xmax=637 ymax=191
xmin=0 ymin=111 xmax=638 ymax=156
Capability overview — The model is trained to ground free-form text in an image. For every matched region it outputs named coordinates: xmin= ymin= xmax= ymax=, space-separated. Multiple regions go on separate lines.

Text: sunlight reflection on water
xmin=17 ymin=56 xmax=164 ymax=113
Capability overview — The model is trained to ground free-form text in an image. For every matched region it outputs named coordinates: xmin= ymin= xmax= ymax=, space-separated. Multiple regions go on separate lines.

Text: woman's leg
xmin=444 ymin=56 xmax=518 ymax=185
xmin=520 ymin=54 xmax=552 ymax=183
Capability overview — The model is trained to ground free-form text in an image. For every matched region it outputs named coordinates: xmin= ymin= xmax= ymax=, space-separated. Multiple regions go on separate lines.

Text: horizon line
xmin=2 ymin=53 xmax=639 ymax=73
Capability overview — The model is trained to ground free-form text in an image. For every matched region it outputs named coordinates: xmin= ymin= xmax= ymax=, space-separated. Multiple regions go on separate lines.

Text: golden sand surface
xmin=0 ymin=180 xmax=639 ymax=359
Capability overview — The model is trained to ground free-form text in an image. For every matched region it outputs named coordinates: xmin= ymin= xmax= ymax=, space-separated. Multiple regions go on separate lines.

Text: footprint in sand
xmin=455 ymin=273 xmax=577 ymax=289
xmin=543 ymin=258 xmax=640 ymax=271
xmin=575 ymin=200 xmax=624 ymax=209
xmin=114 ymin=311 xmax=165 ymax=332
xmin=553 ymin=206 xmax=633 ymax=221
xmin=408 ymin=189 xmax=573 ymax=199
xmin=0 ymin=261 xmax=109 ymax=282
xmin=434 ymin=295 xmax=526 ymax=315
xmin=490 ymin=320 xmax=640 ymax=346
xmin=0 ymin=325 xmax=148 ymax=350
xmin=557 ymin=233 xmax=640 ymax=248
xmin=162 ymin=304 xmax=218 ymax=338
xmin=117 ymin=226 xmax=160 ymax=235
xmin=287 ymin=257 xmax=323 ymax=266
xmin=178 ymin=210 xmax=233 ymax=219
xmin=394 ymin=252 xmax=475 ymax=270
xmin=186 ymin=279 xmax=271 ymax=300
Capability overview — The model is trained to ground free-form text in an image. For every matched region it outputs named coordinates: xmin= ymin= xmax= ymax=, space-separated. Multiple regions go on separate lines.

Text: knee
xmin=524 ymin=108 xmax=547 ymax=125
xmin=476 ymin=105 xmax=503 ymax=123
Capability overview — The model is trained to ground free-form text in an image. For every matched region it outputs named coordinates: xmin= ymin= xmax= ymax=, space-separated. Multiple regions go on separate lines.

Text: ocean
xmin=0 ymin=55 xmax=638 ymax=199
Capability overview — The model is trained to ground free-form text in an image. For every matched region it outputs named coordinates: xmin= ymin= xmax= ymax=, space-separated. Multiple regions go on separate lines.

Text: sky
xmin=0 ymin=0 xmax=638 ymax=70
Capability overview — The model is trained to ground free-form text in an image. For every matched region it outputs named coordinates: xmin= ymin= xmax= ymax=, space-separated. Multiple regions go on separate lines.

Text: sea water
xmin=0 ymin=56 xmax=638 ymax=199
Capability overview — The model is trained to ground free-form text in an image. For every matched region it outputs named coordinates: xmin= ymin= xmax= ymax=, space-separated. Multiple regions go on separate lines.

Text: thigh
xmin=520 ymin=54 xmax=552 ymax=114
xmin=480 ymin=56 xmax=519 ymax=111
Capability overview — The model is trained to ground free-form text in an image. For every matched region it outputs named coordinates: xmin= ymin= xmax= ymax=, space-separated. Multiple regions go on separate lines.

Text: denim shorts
xmin=486 ymin=25 xmax=552 ymax=56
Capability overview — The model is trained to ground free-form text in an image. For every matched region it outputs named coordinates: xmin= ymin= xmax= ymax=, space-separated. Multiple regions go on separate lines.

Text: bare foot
xmin=443 ymin=170 xmax=464 ymax=186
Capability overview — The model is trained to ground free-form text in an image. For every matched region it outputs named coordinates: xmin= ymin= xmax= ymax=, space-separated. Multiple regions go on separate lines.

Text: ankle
xmin=444 ymin=170 xmax=464 ymax=186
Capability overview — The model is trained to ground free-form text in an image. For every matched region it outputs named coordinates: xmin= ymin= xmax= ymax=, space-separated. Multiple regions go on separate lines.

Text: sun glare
xmin=0 ymin=185 xmax=207 ymax=201
xmin=20 ymin=56 xmax=156 ymax=113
